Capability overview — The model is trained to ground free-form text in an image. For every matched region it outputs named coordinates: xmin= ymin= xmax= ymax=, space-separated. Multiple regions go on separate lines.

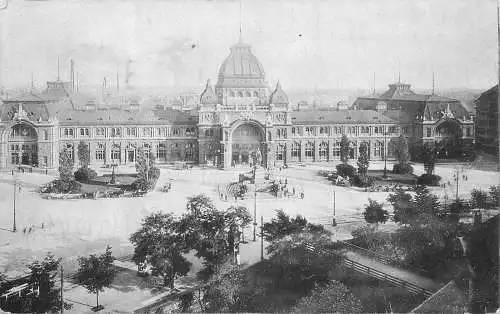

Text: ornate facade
xmin=0 ymin=40 xmax=401 ymax=170
xmin=353 ymin=82 xmax=474 ymax=158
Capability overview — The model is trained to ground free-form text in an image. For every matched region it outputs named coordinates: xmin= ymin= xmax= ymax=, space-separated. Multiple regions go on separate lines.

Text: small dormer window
xmin=346 ymin=116 xmax=352 ymax=120
xmin=373 ymin=116 xmax=379 ymax=120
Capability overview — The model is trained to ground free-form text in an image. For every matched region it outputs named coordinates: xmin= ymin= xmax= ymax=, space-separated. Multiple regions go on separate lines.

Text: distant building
xmin=353 ymin=82 xmax=474 ymax=159
xmin=473 ymin=85 xmax=498 ymax=155
xmin=0 ymin=40 xmax=400 ymax=169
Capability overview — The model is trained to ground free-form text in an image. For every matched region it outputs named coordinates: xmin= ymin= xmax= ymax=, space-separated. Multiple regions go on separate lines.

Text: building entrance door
xmin=128 ymin=150 xmax=135 ymax=163
xmin=230 ymin=123 xmax=264 ymax=167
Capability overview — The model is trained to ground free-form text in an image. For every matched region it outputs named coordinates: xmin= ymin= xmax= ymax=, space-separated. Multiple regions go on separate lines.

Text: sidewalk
xmin=60 ymin=232 xmax=268 ymax=313
xmin=344 ymin=250 xmax=442 ymax=292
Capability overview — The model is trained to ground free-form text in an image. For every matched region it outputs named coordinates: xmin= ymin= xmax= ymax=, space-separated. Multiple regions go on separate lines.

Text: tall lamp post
xmin=12 ymin=174 xmax=18 ymax=232
xmin=253 ymin=165 xmax=257 ymax=242
xmin=383 ymin=129 xmax=388 ymax=178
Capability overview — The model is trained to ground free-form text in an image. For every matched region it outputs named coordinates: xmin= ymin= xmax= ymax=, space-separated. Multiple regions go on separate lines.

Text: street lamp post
xmin=253 ymin=165 xmax=257 ymax=242
xmin=383 ymin=130 xmax=388 ymax=178
xmin=13 ymin=177 xmax=17 ymax=233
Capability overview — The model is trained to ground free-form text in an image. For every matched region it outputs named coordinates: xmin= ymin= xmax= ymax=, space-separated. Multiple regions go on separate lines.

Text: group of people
xmin=273 ymin=178 xmax=303 ymax=199
xmin=22 ymin=222 xmax=49 ymax=235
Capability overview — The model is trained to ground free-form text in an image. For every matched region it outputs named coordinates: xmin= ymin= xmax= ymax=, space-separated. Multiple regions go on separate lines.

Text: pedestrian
xmin=23 ymin=227 xmax=26 ymax=234
xmin=28 ymin=225 xmax=32 ymax=233
xmin=41 ymin=222 xmax=44 ymax=229
xmin=225 ymin=194 xmax=228 ymax=201
xmin=285 ymin=178 xmax=288 ymax=185
xmin=45 ymin=169 xmax=48 ymax=175
xmin=292 ymin=187 xmax=296 ymax=195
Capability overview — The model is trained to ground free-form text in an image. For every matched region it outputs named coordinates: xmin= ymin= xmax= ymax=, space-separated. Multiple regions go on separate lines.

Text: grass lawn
xmin=368 ymin=170 xmax=418 ymax=185
xmin=79 ymin=174 xmax=138 ymax=193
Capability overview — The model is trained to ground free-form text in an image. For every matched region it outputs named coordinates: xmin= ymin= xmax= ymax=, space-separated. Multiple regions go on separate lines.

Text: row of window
xmin=290 ymin=125 xmax=398 ymax=137
xmin=274 ymin=141 xmax=388 ymax=160
xmin=62 ymin=142 xmax=197 ymax=161
xmin=10 ymin=144 xmax=37 ymax=151
xmin=228 ymin=90 xmax=260 ymax=98
xmin=425 ymin=127 xmax=472 ymax=137
xmin=61 ymin=127 xmax=197 ymax=138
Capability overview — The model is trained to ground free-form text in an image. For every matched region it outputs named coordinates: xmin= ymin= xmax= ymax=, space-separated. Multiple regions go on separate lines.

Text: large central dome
xmin=217 ymin=41 xmax=266 ymax=87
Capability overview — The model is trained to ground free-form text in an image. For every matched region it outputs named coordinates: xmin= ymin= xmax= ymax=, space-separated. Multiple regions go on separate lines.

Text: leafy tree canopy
xmin=76 ymin=245 xmax=116 ymax=308
xmin=129 ymin=212 xmax=191 ymax=288
xmin=340 ymin=134 xmax=350 ymax=164
xmin=362 ymin=199 xmax=389 ymax=225
xmin=77 ymin=141 xmax=90 ymax=168
xmin=357 ymin=142 xmax=369 ymax=176
xmin=262 ymin=209 xmax=329 ymax=243
xmin=292 ymin=280 xmax=364 ymax=314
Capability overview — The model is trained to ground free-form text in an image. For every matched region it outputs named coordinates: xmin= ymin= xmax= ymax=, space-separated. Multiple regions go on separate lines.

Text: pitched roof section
xmin=56 ymin=107 xmax=197 ymax=126
xmin=410 ymin=280 xmax=468 ymax=314
xmin=0 ymin=102 xmax=51 ymax=121
xmin=423 ymin=102 xmax=470 ymax=120
xmin=292 ymin=110 xmax=396 ymax=125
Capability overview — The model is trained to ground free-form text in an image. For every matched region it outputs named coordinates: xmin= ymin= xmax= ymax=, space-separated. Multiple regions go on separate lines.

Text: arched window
xmin=43 ymin=130 xmax=48 ymax=140
xmin=291 ymin=142 xmax=300 ymax=158
xmin=237 ymin=91 xmax=243 ymax=98
xmin=319 ymin=142 xmax=328 ymax=160
xmin=276 ymin=144 xmax=285 ymax=161
xmin=305 ymin=142 xmax=314 ymax=158
xmin=245 ymin=91 xmax=251 ymax=97
xmin=333 ymin=141 xmax=341 ymax=157
xmin=253 ymin=91 xmax=259 ymax=97
xmin=156 ymin=143 xmax=167 ymax=160
xmin=111 ymin=144 xmax=121 ymax=161
xmin=268 ymin=131 xmax=272 ymax=141
xmin=96 ymin=143 xmax=105 ymax=161
xmin=374 ymin=141 xmax=383 ymax=158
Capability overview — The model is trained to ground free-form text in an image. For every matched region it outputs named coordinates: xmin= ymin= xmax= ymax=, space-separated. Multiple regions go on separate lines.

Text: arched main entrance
xmin=230 ymin=123 xmax=264 ymax=167
xmin=8 ymin=123 xmax=38 ymax=166
xmin=435 ymin=119 xmax=462 ymax=158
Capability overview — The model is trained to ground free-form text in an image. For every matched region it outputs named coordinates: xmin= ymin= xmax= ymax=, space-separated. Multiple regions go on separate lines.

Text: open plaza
xmin=1 ymin=160 xmax=497 ymax=276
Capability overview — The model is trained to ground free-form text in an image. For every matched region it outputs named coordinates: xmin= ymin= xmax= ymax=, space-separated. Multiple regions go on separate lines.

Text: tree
xmin=266 ymin=231 xmax=342 ymax=292
xmin=340 ymin=134 xmax=350 ymax=164
xmin=387 ymin=189 xmax=417 ymax=225
xmin=394 ymin=134 xmax=409 ymax=167
xmin=413 ymin=185 xmax=441 ymax=223
xmin=77 ymin=141 xmax=90 ymax=168
xmin=76 ymin=246 xmax=116 ymax=311
xmin=135 ymin=147 xmax=149 ymax=181
xmin=470 ymin=189 xmax=488 ymax=209
xmin=6 ymin=253 xmax=72 ymax=313
xmin=202 ymin=262 xmax=248 ymax=312
xmin=129 ymin=212 xmax=191 ymax=289
xmin=262 ymin=209 xmax=328 ymax=243
xmin=488 ymin=185 xmax=500 ymax=207
xmin=177 ymin=194 xmax=252 ymax=281
xmin=363 ymin=199 xmax=389 ymax=226
xmin=58 ymin=148 xmax=74 ymax=184
xmin=357 ymin=142 xmax=369 ymax=176
xmin=388 ymin=186 xmax=441 ymax=227
xmin=292 ymin=281 xmax=363 ymax=313
xmin=421 ymin=142 xmax=437 ymax=175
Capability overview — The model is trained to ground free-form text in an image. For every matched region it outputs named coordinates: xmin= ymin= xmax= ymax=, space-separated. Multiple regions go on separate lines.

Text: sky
xmin=0 ymin=0 xmax=498 ymax=92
